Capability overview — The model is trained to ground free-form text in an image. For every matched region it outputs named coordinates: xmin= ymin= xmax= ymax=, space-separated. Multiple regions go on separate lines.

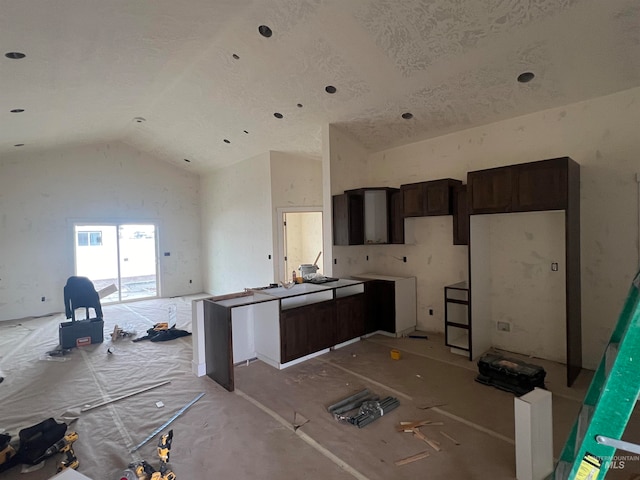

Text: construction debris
xmin=395 ymin=420 xmax=444 ymax=432
xmin=292 ymin=412 xmax=309 ymax=431
xmin=440 ymin=431 xmax=460 ymax=445
xmin=329 ymin=390 xmax=399 ymax=428
xmin=412 ymin=428 xmax=441 ymax=452
xmin=394 ymin=450 xmax=430 ymax=466
xmin=80 ymin=381 xmax=171 ymax=413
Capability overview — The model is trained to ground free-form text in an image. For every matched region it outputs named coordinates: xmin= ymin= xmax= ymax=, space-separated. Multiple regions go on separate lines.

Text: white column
xmin=515 ymin=387 xmax=554 ymax=480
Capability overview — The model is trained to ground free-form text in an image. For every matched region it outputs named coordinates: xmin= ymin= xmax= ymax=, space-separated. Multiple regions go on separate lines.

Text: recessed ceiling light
xmin=14 ymin=143 xmax=24 ymax=147
xmin=184 ymin=158 xmax=191 ymax=163
xmin=401 ymin=112 xmax=413 ymax=120
xmin=10 ymin=109 xmax=25 ymax=113
xmin=258 ymin=25 xmax=273 ymax=38
xmin=5 ymin=52 xmax=26 ymax=59
xmin=223 ymin=139 xmax=231 ymax=144
xmin=232 ymin=54 xmax=240 ymax=60
xmin=325 ymin=85 xmax=337 ymax=94
xmin=133 ymin=116 xmax=146 ymax=123
xmin=274 ymin=112 xmax=283 ymax=119
xmin=517 ymin=72 xmax=535 ymax=83
xmin=297 ymin=103 xmax=303 ymax=108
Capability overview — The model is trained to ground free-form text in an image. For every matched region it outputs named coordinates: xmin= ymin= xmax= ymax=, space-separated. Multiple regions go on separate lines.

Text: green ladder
xmin=554 ymin=269 xmax=640 ymax=479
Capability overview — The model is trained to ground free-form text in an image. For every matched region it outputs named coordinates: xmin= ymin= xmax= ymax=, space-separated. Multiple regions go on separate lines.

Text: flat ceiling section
xmin=2 ymin=0 xmax=639 ymax=171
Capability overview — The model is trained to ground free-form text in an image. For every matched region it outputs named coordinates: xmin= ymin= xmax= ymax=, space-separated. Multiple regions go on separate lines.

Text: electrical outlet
xmin=497 ymin=321 xmax=510 ymax=332
xmin=189 ymin=279 xmax=192 ymax=284
xmin=551 ymin=262 xmax=558 ymax=272
xmin=41 ymin=296 xmax=45 ymax=302
xmin=403 ymin=256 xmax=407 ymax=263
xmin=429 ymin=308 xmax=433 ymax=315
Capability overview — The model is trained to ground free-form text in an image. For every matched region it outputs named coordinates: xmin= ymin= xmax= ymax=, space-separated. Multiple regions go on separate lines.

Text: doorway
xmin=74 ymin=223 xmax=158 ymax=303
xmin=280 ymin=210 xmax=323 ymax=283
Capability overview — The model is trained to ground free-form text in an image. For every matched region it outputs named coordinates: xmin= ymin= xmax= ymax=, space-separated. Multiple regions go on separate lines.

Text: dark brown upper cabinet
xmin=467 ymin=166 xmax=512 ymax=214
xmin=389 ymin=189 xmax=404 ymax=244
xmin=512 ymin=158 xmax=569 ymax=211
xmin=452 ymin=184 xmax=469 ymax=245
xmin=400 ymin=179 xmax=462 ymax=217
xmin=468 ymin=157 xmax=572 ymax=214
xmin=332 ymin=191 xmax=364 ymax=245
xmin=332 ymin=188 xmax=400 ymax=245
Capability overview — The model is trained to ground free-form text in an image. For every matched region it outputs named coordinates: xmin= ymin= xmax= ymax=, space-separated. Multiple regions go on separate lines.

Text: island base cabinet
xmin=280 ymin=300 xmax=336 ymax=364
xmin=335 ymin=293 xmax=366 ymax=344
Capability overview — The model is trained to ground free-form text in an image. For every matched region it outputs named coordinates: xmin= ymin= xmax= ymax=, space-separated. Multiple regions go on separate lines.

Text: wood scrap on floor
xmin=395 ymin=420 xmax=444 ymax=432
xmin=397 ymin=419 xmax=444 ymax=453
xmin=412 ymin=428 xmax=441 ymax=452
xmin=417 ymin=403 xmax=447 ymax=410
xmin=394 ymin=450 xmax=430 ymax=466
xmin=440 ymin=431 xmax=460 ymax=445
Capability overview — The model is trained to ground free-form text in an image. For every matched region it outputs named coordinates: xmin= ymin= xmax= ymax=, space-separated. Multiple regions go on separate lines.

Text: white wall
xmin=481 ymin=211 xmax=566 ymax=363
xmin=327 ymin=85 xmax=640 ymax=369
xmin=0 ymin=141 xmax=202 ymax=321
xmin=200 ymin=152 xmax=273 ymax=294
xmin=270 ymin=151 xmax=323 ymax=282
xmin=201 ymin=151 xmax=323 ymax=295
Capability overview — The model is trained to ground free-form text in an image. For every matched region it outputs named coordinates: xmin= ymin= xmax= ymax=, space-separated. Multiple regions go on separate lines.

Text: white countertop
xmin=350 ymin=273 xmax=415 ymax=281
xmin=207 ymin=278 xmax=365 ymax=306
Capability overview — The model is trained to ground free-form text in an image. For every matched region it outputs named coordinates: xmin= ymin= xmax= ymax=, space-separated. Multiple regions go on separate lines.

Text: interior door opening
xmin=74 ymin=223 xmax=158 ymax=303
xmin=282 ymin=211 xmax=323 ymax=283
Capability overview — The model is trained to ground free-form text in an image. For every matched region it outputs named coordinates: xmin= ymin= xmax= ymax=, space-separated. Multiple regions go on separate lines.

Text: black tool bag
xmin=475 ymin=353 xmax=546 ymax=396
xmin=0 ymin=418 xmax=67 ymax=472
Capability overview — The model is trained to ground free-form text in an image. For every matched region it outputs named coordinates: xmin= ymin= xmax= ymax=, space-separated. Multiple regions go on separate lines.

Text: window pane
xmin=89 ymin=232 xmax=102 ymax=246
xmin=77 ymin=232 xmax=89 ymax=246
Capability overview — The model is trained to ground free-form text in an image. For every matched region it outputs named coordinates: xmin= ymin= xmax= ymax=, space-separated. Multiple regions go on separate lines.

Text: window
xmin=77 ymin=231 xmax=102 ymax=247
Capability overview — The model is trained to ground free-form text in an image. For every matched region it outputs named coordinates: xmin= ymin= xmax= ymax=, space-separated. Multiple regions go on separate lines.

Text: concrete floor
xmin=1 ymin=297 xmax=640 ymax=479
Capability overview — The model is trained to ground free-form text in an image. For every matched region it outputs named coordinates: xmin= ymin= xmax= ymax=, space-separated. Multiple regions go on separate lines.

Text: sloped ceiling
xmin=1 ymin=0 xmax=639 ymax=172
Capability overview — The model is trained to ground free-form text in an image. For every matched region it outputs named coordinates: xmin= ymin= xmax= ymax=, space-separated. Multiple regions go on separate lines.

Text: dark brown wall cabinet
xmin=468 ymin=157 xmax=571 ymax=214
xmin=332 ymin=188 xmax=402 ymax=245
xmin=332 ymin=192 xmax=364 ymax=245
xmin=400 ymin=179 xmax=462 ymax=217
xmin=467 ymin=156 xmax=581 ymax=387
xmin=452 ymin=184 xmax=469 ymax=245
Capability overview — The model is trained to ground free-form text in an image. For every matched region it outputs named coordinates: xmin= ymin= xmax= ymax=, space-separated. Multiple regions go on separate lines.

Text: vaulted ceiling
xmin=2 ymin=0 xmax=639 ymax=172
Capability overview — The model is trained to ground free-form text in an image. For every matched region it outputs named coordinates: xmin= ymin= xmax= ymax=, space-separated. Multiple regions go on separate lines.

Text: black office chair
xmin=63 ymin=276 xmax=103 ymax=321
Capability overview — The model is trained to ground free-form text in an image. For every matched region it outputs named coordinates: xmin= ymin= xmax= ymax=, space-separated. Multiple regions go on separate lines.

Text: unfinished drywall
xmin=355 ymin=85 xmax=640 ymax=369
xmin=472 ymin=211 xmax=567 ymax=363
xmin=324 ymin=124 xmax=372 ymax=278
xmin=200 ymin=152 xmax=273 ymax=294
xmin=269 ymin=151 xmax=323 ymax=282
xmin=0 ymin=142 xmax=202 ymax=322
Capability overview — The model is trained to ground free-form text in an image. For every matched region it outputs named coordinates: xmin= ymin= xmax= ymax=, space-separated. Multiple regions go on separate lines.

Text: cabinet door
xmin=425 ymin=179 xmax=460 ymax=215
xmin=365 ymin=280 xmax=395 ymax=333
xmin=512 ymin=158 xmax=568 ymax=211
xmin=332 ymin=193 xmax=364 ymax=245
xmin=335 ymin=294 xmax=365 ymax=344
xmin=467 ymin=167 xmax=512 ymax=214
xmin=452 ymin=185 xmax=469 ymax=245
xmin=280 ymin=307 xmax=310 ymax=363
xmin=389 ymin=190 xmax=404 ymax=244
xmin=401 ymin=182 xmax=426 ymax=217
xmin=306 ymin=300 xmax=337 ymax=353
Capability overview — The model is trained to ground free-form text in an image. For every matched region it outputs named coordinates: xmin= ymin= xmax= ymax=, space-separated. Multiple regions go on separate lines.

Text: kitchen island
xmin=191 ymin=279 xmax=366 ymax=391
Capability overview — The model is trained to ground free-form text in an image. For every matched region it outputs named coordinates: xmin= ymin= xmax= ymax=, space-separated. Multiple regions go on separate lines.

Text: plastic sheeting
xmin=0 ymin=297 xmax=355 ymax=480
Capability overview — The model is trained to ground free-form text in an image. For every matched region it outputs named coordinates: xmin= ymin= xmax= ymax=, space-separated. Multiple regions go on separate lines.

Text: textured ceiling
xmin=1 ymin=0 xmax=639 ymax=172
